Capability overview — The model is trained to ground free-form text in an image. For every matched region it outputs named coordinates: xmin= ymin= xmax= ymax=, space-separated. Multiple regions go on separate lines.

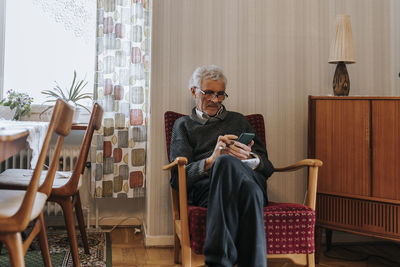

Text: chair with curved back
xmin=163 ymin=111 xmax=323 ymax=267
xmin=0 ymin=103 xmax=103 ymax=267
xmin=0 ymin=99 xmax=74 ymax=267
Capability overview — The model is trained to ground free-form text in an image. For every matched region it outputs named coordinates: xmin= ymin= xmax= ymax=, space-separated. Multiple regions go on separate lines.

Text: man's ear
xmin=190 ymin=87 xmax=197 ymax=98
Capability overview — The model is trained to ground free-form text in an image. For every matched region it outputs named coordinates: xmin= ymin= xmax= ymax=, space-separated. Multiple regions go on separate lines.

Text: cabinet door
xmin=372 ymin=100 xmax=400 ymax=200
xmin=314 ymin=100 xmax=370 ymax=196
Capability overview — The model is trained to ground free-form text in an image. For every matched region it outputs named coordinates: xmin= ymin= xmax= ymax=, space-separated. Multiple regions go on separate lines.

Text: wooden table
xmin=0 ymin=129 xmax=29 ymax=162
xmin=71 ymin=123 xmax=88 ymax=130
xmin=0 ymin=123 xmax=86 ymax=163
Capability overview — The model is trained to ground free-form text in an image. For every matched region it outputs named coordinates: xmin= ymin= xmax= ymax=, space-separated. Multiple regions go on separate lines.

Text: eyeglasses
xmin=196 ymin=88 xmax=228 ymax=101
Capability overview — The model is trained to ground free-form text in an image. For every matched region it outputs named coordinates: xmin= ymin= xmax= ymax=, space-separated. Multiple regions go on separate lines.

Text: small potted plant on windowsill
xmin=0 ymin=89 xmax=33 ymax=120
xmin=41 ymin=71 xmax=92 ymax=123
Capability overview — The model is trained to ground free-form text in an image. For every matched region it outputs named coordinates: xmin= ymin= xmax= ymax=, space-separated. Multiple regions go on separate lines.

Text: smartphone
xmin=236 ymin=133 xmax=255 ymax=145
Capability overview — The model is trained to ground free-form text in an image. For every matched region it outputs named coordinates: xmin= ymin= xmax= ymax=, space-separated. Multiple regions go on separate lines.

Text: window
xmin=2 ymin=0 xmax=96 ymax=105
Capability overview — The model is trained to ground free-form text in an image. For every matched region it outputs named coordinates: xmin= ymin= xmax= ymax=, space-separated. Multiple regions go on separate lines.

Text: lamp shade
xmin=329 ymin=14 xmax=355 ymax=64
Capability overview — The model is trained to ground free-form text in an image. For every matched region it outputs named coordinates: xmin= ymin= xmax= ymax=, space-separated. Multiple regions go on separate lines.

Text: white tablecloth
xmin=0 ymin=120 xmax=49 ymax=168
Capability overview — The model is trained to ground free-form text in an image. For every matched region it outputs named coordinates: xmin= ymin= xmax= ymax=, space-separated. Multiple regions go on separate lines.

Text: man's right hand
xmin=204 ymin=134 xmax=238 ymax=171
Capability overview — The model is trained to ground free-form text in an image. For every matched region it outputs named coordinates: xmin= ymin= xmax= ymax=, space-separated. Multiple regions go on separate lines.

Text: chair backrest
xmin=164 ymin=111 xmax=266 ymax=162
xmin=15 ymin=99 xmax=74 ymax=231
xmin=62 ymin=103 xmax=103 ymax=195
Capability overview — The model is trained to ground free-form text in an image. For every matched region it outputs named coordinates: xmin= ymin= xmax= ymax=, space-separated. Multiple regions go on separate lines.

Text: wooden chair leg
xmin=3 ymin=233 xmax=25 ymax=267
xmin=74 ymin=192 xmax=90 ymax=254
xmin=173 ymin=233 xmax=180 ymax=264
xmin=37 ymin=212 xmax=52 ymax=267
xmin=307 ymin=253 xmax=315 ymax=267
xmin=181 ymin=245 xmax=191 ymax=267
xmin=314 ymin=225 xmax=322 ymax=264
xmin=57 ymin=198 xmax=81 ymax=267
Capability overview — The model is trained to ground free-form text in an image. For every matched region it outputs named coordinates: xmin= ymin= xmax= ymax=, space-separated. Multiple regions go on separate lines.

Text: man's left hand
xmin=226 ymin=140 xmax=254 ymax=160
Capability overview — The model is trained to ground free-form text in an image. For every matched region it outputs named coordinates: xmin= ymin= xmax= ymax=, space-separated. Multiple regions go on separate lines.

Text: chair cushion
xmin=187 ymin=202 xmax=315 ymax=255
xmin=0 ymin=169 xmax=81 ymax=189
xmin=0 ymin=190 xmax=47 ymax=220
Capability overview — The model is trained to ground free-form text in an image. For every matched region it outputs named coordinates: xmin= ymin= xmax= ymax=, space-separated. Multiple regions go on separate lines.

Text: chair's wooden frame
xmin=0 ymin=103 xmax=103 ymax=267
xmin=47 ymin=103 xmax=103 ymax=266
xmin=163 ymin=156 xmax=322 ymax=267
xmin=0 ymin=99 xmax=74 ymax=267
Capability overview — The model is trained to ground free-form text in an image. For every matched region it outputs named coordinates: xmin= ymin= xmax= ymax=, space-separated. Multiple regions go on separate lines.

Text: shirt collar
xmin=191 ymin=105 xmax=228 ymax=124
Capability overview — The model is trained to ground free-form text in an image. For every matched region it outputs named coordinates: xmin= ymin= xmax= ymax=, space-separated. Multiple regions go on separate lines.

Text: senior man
xmin=170 ymin=65 xmax=274 ymax=267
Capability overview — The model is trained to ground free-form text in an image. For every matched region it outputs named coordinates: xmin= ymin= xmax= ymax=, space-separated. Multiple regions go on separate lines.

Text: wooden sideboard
xmin=308 ymin=96 xmax=400 ymax=259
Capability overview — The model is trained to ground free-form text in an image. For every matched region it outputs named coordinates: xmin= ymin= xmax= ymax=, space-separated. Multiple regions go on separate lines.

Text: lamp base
xmin=333 ymin=62 xmax=350 ymax=96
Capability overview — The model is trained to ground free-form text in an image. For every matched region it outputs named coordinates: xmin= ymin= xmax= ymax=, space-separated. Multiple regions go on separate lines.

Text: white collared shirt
xmin=195 ymin=106 xmax=224 ymax=122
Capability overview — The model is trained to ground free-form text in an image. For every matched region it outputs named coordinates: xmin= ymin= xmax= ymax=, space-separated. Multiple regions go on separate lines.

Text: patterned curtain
xmin=91 ymin=0 xmax=151 ymax=198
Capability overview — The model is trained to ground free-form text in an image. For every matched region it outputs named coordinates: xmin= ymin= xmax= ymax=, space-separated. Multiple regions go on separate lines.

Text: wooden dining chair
xmin=0 ymin=103 xmax=103 ymax=267
xmin=163 ymin=111 xmax=323 ymax=267
xmin=0 ymin=99 xmax=74 ymax=267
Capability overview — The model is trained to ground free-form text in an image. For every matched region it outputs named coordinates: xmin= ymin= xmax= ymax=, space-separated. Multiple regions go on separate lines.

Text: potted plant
xmin=0 ymin=89 xmax=33 ymax=120
xmin=41 ymin=71 xmax=92 ymax=122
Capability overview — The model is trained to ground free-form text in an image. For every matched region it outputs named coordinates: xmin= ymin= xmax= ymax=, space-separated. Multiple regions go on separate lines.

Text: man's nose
xmin=211 ymin=95 xmax=220 ymax=103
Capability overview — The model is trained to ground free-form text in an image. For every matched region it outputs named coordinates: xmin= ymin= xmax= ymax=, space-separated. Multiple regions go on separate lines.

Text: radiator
xmin=0 ymin=149 xmax=32 ymax=171
xmin=0 ymin=145 xmax=82 ymax=217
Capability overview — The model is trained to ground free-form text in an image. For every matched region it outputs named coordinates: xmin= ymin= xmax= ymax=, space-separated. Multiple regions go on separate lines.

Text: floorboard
xmin=111 ymin=227 xmax=399 ymax=266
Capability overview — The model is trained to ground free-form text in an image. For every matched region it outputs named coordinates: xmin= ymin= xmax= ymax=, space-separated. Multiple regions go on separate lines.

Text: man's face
xmin=191 ymin=79 xmax=225 ymax=116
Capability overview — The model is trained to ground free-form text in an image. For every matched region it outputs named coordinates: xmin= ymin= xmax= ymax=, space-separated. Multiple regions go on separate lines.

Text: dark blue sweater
xmin=170 ymin=108 xmax=274 ymax=193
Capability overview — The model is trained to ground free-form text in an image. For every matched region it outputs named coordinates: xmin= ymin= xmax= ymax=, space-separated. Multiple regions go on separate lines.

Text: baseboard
xmin=143 ymin=224 xmax=174 ymax=247
xmin=91 ymin=217 xmax=142 ymax=226
xmin=45 ymin=216 xmax=142 ymax=228
xmin=144 ymin=235 xmax=174 ymax=247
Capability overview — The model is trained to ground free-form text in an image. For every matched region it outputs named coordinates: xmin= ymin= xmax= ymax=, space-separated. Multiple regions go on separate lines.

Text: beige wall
xmin=146 ymin=0 xmax=398 ymax=238
xmin=391 ymin=0 xmax=400 ymax=95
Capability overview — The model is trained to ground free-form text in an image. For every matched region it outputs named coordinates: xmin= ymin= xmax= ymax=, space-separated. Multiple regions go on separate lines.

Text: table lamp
xmin=329 ymin=14 xmax=355 ymax=96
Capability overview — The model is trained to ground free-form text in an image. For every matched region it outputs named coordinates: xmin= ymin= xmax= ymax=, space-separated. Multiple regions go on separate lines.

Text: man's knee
xmin=213 ymin=155 xmax=241 ymax=169
xmin=211 ymin=155 xmax=243 ymax=181
xmin=210 ymin=155 xmax=243 ymax=187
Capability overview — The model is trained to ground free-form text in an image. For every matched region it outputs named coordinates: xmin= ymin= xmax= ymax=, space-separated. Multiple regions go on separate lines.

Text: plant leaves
xmin=53 ymin=84 xmax=67 ymax=100
xmin=68 ymin=71 xmax=78 ymax=100
xmin=40 ymin=70 xmax=92 ymax=109
xmin=76 ymin=103 xmax=91 ymax=113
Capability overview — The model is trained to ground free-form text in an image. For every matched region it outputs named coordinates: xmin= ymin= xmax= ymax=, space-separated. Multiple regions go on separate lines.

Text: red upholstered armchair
xmin=163 ymin=111 xmax=322 ymax=267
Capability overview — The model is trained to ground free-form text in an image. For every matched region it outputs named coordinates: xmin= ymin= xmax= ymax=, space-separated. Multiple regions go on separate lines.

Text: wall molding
xmin=143 ymin=224 xmax=174 ymax=247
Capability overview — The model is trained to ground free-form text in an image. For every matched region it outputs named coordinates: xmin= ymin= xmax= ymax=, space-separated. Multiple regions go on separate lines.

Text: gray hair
xmin=188 ymin=65 xmax=227 ymax=91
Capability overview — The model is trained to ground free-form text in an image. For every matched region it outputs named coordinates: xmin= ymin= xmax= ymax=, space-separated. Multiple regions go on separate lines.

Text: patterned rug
xmin=0 ymin=229 xmax=111 ymax=267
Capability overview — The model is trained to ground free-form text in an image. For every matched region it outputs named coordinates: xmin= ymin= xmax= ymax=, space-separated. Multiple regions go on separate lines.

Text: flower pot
xmin=0 ymin=106 xmax=16 ymax=120
xmin=72 ymin=107 xmax=80 ymax=123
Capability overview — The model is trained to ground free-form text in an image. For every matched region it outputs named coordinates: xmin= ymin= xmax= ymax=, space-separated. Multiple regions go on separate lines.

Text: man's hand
xmin=227 ymin=140 xmax=254 ymax=160
xmin=205 ymin=134 xmax=237 ymax=170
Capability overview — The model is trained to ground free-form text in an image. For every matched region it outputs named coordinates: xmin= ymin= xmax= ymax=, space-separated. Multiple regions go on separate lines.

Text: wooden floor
xmin=110 ymin=227 xmax=388 ymax=267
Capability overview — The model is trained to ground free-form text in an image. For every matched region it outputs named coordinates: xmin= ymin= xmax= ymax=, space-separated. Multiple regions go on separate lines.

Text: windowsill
xmin=24 ymin=104 xmax=92 ymax=123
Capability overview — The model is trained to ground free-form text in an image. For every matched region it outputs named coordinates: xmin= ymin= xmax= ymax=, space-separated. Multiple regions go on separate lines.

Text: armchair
xmin=163 ymin=111 xmax=322 ymax=267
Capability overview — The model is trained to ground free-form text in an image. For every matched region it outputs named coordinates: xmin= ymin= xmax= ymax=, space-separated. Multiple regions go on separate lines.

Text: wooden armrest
xmin=162 ymin=156 xmax=191 ymax=247
xmin=273 ymin=158 xmax=322 ymax=210
xmin=162 ymin=157 xmax=188 ymax=171
xmin=274 ymin=159 xmax=322 ymax=172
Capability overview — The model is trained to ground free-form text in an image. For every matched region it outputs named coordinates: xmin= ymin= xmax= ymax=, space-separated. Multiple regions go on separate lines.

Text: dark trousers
xmin=191 ymin=155 xmax=267 ymax=267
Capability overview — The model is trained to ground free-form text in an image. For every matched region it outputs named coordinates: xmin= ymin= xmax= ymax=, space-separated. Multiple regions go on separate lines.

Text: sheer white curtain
xmin=2 ymin=0 xmax=96 ymax=104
